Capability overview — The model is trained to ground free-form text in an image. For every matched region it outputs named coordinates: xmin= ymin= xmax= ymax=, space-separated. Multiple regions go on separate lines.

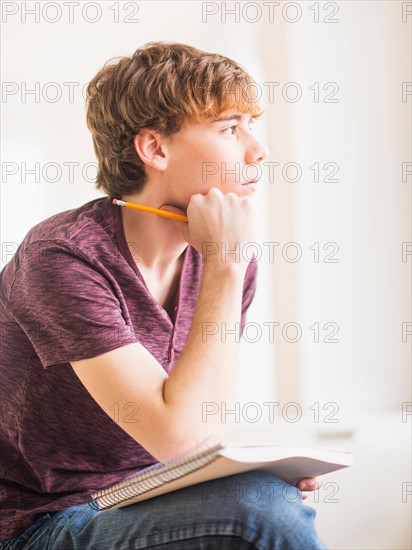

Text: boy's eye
xmin=221 ymin=125 xmax=238 ymax=135
xmin=221 ymin=123 xmax=255 ymax=135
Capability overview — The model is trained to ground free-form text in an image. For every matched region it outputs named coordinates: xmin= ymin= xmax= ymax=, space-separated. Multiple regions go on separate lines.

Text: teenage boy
xmin=0 ymin=42 xmax=327 ymax=549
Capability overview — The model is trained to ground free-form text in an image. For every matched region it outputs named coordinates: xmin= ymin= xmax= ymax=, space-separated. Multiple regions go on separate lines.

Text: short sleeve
xmin=240 ymin=259 xmax=258 ymax=335
xmin=6 ymin=241 xmax=138 ymax=368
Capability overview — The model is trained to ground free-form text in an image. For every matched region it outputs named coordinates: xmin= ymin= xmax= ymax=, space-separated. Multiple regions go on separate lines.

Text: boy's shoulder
xmin=24 ymin=197 xmax=113 ymax=247
xmin=2 ymin=197 xmax=116 ymax=276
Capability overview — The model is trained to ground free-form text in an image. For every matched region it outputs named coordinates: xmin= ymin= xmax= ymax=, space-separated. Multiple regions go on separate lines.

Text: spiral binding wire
xmin=90 ymin=435 xmax=224 ymax=510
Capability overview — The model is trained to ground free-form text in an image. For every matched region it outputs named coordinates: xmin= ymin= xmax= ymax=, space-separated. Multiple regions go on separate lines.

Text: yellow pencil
xmin=112 ymin=199 xmax=188 ymax=222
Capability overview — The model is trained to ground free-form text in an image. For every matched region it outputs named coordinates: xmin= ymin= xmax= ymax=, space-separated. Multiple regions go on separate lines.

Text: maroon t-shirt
xmin=0 ymin=196 xmax=258 ymax=540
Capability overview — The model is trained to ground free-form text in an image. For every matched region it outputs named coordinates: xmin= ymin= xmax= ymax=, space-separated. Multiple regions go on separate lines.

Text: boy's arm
xmin=70 ymin=258 xmax=247 ymax=462
xmin=162 ymin=258 xmax=246 ymax=449
xmin=71 ymin=188 xmax=256 ymax=462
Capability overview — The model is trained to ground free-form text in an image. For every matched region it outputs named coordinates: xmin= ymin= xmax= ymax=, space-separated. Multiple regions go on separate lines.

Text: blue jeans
xmin=0 ymin=471 xmax=328 ymax=549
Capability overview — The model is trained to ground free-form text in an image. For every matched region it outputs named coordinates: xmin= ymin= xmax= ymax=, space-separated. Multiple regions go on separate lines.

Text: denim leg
xmin=0 ymin=513 xmax=54 ymax=550
xmin=1 ymin=471 xmax=329 ymax=550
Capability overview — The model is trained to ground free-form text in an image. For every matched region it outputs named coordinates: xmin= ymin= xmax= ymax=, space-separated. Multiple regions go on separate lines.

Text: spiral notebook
xmin=90 ymin=435 xmax=353 ymax=510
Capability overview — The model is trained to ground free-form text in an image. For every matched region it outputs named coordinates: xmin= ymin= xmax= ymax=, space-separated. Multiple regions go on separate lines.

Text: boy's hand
xmin=296 ymin=477 xmax=323 ymax=500
xmin=160 ymin=187 xmax=257 ymax=272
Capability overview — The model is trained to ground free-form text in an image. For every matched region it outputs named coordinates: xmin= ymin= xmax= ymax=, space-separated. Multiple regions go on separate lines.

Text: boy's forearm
xmin=162 ymin=259 xmax=246 ymax=450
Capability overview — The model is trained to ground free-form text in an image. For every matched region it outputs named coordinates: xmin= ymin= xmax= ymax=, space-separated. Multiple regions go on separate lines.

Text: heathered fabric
xmin=0 ymin=196 xmax=258 ymax=540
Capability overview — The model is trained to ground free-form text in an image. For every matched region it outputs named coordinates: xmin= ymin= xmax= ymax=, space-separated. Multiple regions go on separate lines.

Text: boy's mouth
xmin=242 ymin=179 xmax=259 ymax=186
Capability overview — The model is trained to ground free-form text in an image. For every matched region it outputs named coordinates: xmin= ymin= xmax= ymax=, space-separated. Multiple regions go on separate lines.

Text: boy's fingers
xmin=297 ymin=477 xmax=323 ymax=490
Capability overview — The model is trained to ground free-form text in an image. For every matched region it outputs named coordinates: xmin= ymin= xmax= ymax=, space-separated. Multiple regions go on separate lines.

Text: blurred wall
xmin=256 ymin=1 xmax=411 ymax=420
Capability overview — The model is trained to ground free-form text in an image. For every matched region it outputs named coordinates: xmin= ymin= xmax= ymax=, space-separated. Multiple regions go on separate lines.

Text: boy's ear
xmin=133 ymin=130 xmax=168 ymax=171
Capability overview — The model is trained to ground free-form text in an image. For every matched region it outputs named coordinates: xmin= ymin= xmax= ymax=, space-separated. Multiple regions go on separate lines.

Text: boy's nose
xmin=259 ymin=142 xmax=270 ymax=161
xmin=247 ymin=138 xmax=270 ymax=165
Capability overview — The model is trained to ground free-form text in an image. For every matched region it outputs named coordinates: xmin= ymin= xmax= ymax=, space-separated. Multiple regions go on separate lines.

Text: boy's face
xmin=159 ymin=111 xmax=270 ymax=209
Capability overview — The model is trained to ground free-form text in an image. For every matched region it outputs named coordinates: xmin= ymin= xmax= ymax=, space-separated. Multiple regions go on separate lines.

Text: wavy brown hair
xmin=86 ymin=41 xmax=265 ymax=197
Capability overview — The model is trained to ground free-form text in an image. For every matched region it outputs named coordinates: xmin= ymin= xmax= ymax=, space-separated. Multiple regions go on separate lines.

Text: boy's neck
xmin=120 ymin=193 xmax=188 ymax=277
